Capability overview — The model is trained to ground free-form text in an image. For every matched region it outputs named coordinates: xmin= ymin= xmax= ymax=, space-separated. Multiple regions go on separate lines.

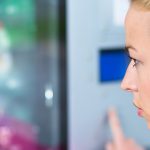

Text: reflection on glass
xmin=45 ymin=86 xmax=54 ymax=107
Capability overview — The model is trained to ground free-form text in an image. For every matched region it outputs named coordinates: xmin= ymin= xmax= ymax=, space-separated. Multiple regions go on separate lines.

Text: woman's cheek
xmin=139 ymin=76 xmax=150 ymax=121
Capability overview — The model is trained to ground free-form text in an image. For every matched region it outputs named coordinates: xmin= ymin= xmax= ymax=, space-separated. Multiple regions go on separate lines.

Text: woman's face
xmin=121 ymin=5 xmax=150 ymax=128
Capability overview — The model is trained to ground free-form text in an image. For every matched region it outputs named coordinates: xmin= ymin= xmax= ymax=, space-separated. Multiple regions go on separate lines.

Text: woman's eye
xmin=127 ymin=55 xmax=140 ymax=67
xmin=132 ymin=59 xmax=140 ymax=67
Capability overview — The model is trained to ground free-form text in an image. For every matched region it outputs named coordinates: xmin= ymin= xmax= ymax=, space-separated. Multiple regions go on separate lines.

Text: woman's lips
xmin=137 ymin=108 xmax=143 ymax=117
xmin=133 ymin=101 xmax=143 ymax=117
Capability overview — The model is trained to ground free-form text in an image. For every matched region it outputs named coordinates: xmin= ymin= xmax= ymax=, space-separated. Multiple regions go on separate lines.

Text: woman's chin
xmin=141 ymin=113 xmax=150 ymax=129
xmin=147 ymin=123 xmax=150 ymax=129
xmin=146 ymin=120 xmax=150 ymax=129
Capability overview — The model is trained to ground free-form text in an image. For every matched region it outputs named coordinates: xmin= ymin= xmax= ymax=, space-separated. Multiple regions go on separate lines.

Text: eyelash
xmin=125 ymin=48 xmax=141 ymax=68
xmin=128 ymin=56 xmax=139 ymax=67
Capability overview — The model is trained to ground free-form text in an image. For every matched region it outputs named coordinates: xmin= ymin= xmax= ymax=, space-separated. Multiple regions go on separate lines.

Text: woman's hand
xmin=106 ymin=109 xmax=144 ymax=150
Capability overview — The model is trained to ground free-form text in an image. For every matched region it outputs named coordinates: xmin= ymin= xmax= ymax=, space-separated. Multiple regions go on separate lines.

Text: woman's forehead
xmin=125 ymin=6 xmax=150 ymax=28
xmin=125 ymin=7 xmax=150 ymax=42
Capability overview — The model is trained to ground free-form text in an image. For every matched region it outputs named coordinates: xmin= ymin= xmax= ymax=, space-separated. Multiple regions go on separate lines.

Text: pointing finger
xmin=108 ymin=108 xmax=125 ymax=147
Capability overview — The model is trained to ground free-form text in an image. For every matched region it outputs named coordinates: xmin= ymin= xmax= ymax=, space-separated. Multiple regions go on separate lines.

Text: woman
xmin=106 ymin=0 xmax=150 ymax=150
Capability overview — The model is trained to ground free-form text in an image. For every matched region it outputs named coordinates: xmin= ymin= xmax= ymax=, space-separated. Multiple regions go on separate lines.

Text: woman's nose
xmin=121 ymin=62 xmax=138 ymax=92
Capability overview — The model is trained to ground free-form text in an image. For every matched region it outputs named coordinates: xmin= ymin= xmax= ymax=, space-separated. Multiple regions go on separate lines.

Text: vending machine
xmin=0 ymin=0 xmax=67 ymax=149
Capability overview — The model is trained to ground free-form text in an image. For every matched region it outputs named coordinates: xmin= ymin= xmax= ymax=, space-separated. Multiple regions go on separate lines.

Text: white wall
xmin=67 ymin=0 xmax=150 ymax=150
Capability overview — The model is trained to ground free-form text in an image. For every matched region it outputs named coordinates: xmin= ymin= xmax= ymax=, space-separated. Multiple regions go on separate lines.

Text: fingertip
xmin=107 ymin=107 xmax=125 ymax=143
xmin=108 ymin=107 xmax=117 ymax=116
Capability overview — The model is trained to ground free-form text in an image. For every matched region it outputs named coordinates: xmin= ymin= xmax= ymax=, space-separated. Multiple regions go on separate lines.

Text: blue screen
xmin=99 ymin=49 xmax=129 ymax=82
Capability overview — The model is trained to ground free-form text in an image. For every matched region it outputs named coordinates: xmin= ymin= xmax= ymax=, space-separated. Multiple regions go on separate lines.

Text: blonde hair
xmin=131 ymin=0 xmax=150 ymax=10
